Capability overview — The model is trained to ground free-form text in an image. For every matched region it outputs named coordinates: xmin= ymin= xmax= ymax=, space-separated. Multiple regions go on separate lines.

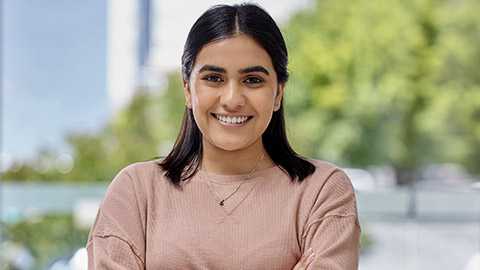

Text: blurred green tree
xmin=4 ymin=72 xmax=185 ymax=182
xmin=283 ymin=0 xmax=480 ymax=184
xmin=3 ymin=215 xmax=90 ymax=270
xmin=4 ymin=0 xmax=480 ymax=186
xmin=2 ymin=72 xmax=186 ymax=267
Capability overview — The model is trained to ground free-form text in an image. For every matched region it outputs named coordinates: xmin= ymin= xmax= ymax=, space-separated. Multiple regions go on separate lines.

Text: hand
xmin=293 ymin=247 xmax=315 ymax=270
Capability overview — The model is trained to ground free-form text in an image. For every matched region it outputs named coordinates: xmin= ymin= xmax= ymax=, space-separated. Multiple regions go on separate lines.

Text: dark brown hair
xmin=159 ymin=3 xmax=315 ymax=185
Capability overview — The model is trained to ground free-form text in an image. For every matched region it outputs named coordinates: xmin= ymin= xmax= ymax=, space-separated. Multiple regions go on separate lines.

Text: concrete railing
xmin=2 ymin=182 xmax=480 ymax=225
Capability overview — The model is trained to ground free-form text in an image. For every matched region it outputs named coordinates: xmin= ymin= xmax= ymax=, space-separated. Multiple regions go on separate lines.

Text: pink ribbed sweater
xmin=86 ymin=159 xmax=361 ymax=269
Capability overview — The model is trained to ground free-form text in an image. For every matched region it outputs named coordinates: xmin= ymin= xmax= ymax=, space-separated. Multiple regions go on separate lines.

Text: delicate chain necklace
xmin=202 ymin=152 xmax=266 ymax=206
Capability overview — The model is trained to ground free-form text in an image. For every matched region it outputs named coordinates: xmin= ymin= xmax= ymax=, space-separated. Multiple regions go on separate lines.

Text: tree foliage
xmin=5 ymin=1 xmax=479 ymax=266
xmin=2 ymin=214 xmax=90 ymax=270
xmin=4 ymin=73 xmax=185 ymax=182
xmin=283 ymin=0 xmax=480 ymax=182
xmin=4 ymin=0 xmax=480 ymax=184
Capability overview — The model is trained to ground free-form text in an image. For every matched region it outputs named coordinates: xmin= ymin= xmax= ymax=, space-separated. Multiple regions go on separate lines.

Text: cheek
xmin=192 ymin=92 xmax=210 ymax=109
xmin=190 ymin=90 xmax=215 ymax=122
xmin=255 ymin=91 xmax=277 ymax=110
xmin=189 ymin=85 xmax=204 ymax=109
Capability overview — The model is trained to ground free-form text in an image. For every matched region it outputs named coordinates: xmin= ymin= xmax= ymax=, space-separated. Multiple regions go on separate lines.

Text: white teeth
xmin=215 ymin=114 xmax=249 ymax=124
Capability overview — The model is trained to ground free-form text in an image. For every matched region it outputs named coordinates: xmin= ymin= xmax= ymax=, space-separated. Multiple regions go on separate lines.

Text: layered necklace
xmin=202 ymin=152 xmax=266 ymax=206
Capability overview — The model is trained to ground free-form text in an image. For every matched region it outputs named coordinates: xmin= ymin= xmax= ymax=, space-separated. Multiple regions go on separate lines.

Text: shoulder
xmin=105 ymin=159 xmax=170 ymax=196
xmin=120 ymin=159 xmax=165 ymax=176
xmin=114 ymin=159 xmax=167 ymax=183
xmin=300 ymin=159 xmax=357 ymax=215
xmin=97 ymin=160 xmax=171 ymax=227
xmin=305 ymin=159 xmax=351 ymax=187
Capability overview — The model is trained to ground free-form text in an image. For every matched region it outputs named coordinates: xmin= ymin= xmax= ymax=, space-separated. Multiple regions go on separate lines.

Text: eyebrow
xmin=198 ymin=65 xmax=226 ymax=74
xmin=198 ymin=64 xmax=270 ymax=76
xmin=239 ymin=66 xmax=270 ymax=76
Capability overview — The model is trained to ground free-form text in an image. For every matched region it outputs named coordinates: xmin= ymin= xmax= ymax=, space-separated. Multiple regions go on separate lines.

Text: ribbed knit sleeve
xmin=302 ymin=168 xmax=361 ymax=269
xmin=85 ymin=160 xmax=360 ymax=269
xmin=86 ymin=165 xmax=147 ymax=269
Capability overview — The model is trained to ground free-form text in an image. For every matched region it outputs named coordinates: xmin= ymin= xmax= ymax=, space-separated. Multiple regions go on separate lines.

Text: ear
xmin=183 ymin=78 xmax=192 ymax=109
xmin=273 ymin=83 xmax=285 ymax=111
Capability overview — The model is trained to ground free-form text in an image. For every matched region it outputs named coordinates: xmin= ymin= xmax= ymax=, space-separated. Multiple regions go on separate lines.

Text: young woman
xmin=87 ymin=3 xmax=361 ymax=269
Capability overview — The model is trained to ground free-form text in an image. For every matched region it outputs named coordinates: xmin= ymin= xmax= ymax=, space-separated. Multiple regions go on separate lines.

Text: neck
xmin=201 ymin=142 xmax=275 ymax=175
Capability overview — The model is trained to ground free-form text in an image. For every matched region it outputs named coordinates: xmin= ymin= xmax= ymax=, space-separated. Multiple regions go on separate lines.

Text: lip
xmin=211 ymin=113 xmax=253 ymax=127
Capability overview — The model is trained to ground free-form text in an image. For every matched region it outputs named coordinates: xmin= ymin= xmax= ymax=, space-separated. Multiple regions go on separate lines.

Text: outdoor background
xmin=1 ymin=0 xmax=480 ymax=269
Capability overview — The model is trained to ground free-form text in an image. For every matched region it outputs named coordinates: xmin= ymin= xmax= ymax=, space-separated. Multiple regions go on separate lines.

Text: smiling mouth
xmin=213 ymin=113 xmax=252 ymax=124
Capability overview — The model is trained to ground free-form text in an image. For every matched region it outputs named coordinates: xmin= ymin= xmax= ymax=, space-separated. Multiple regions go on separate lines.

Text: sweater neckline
xmin=194 ymin=165 xmax=285 ymax=214
xmin=195 ymin=164 xmax=285 ymax=185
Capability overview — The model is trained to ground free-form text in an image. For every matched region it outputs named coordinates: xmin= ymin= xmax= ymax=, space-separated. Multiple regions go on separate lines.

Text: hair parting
xmin=159 ymin=3 xmax=315 ymax=186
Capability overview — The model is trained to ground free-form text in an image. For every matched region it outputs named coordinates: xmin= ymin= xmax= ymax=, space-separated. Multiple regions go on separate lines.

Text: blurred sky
xmin=1 ymin=0 xmax=108 ymax=162
xmin=1 ymin=0 xmax=310 ymax=165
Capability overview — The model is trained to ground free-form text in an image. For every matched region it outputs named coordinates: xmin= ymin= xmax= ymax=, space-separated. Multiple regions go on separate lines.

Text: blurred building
xmin=106 ymin=0 xmax=312 ymax=115
xmin=107 ymin=0 xmax=151 ymax=115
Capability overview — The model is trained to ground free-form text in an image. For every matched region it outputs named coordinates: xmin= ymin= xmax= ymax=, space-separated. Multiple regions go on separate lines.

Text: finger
xmin=300 ymin=247 xmax=312 ymax=264
xmin=293 ymin=248 xmax=315 ymax=270
xmin=305 ymin=252 xmax=315 ymax=267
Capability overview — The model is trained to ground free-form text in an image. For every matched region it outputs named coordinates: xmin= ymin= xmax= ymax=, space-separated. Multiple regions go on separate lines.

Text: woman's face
xmin=185 ymin=34 xmax=284 ymax=155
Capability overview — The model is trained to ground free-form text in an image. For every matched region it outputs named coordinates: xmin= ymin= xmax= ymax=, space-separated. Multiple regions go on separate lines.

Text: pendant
xmin=220 ymin=200 xmax=224 ymax=206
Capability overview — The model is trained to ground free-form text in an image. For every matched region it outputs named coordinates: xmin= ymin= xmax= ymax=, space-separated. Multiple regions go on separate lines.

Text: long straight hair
xmin=159 ymin=3 xmax=315 ymax=185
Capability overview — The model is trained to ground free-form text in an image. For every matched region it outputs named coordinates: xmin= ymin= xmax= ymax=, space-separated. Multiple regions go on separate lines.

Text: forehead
xmin=193 ymin=34 xmax=275 ymax=72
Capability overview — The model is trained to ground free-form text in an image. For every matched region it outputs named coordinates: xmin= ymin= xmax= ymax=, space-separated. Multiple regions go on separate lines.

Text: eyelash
xmin=244 ymin=77 xmax=263 ymax=84
xmin=202 ymin=75 xmax=264 ymax=85
xmin=203 ymin=75 xmax=223 ymax=83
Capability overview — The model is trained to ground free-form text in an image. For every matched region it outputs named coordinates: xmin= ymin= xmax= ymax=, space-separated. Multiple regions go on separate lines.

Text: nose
xmin=220 ymin=82 xmax=246 ymax=110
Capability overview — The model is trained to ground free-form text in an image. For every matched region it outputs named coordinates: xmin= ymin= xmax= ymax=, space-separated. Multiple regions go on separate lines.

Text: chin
xmin=210 ymin=140 xmax=250 ymax=152
xmin=214 ymin=144 xmax=247 ymax=152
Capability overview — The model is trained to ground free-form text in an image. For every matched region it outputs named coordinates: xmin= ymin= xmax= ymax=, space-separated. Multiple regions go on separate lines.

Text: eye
xmin=203 ymin=75 xmax=223 ymax=83
xmin=244 ymin=76 xmax=264 ymax=84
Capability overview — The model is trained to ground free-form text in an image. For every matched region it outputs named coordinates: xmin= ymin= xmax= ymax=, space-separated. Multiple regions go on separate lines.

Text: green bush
xmin=3 ymin=214 xmax=90 ymax=269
